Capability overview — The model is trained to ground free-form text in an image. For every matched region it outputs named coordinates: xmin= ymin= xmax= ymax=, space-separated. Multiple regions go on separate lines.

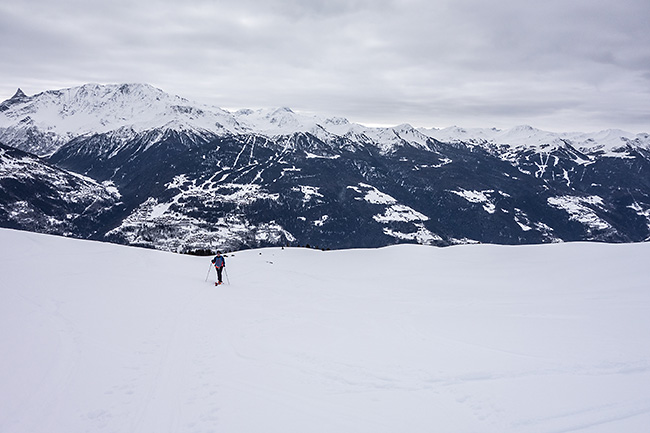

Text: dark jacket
xmin=212 ymin=255 xmax=225 ymax=268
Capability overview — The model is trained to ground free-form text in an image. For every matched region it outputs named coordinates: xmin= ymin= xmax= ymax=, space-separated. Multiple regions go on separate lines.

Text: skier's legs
xmin=216 ymin=267 xmax=223 ymax=283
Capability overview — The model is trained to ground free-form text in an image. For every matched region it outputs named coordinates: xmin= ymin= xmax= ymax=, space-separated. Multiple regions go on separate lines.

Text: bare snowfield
xmin=1 ymin=228 xmax=650 ymax=432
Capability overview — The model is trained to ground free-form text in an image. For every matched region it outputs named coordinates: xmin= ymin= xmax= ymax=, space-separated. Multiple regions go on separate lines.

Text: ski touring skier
xmin=211 ymin=251 xmax=226 ymax=286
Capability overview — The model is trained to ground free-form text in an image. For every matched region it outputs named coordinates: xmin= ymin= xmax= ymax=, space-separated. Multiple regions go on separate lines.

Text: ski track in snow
xmin=1 ymin=228 xmax=650 ymax=432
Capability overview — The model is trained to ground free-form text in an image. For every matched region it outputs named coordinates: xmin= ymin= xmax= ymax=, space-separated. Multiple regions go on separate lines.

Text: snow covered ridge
xmin=421 ymin=124 xmax=650 ymax=158
xmin=2 ymin=228 xmax=650 ymax=433
xmin=1 ymin=83 xmax=649 ymax=157
xmin=0 ymin=84 xmax=242 ymax=155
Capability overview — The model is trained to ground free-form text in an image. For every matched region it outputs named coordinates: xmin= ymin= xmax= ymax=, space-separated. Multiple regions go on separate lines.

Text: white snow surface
xmin=450 ymin=189 xmax=498 ymax=214
xmin=2 ymin=228 xmax=650 ymax=433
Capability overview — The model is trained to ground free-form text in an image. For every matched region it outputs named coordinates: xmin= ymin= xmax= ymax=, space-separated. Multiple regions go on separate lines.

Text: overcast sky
xmin=1 ymin=0 xmax=649 ymax=132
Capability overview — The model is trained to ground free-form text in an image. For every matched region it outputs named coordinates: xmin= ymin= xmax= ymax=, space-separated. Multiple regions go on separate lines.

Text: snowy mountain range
xmin=2 ymin=83 xmax=650 ymax=251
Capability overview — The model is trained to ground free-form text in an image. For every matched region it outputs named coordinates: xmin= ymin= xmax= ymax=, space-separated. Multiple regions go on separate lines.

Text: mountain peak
xmin=394 ymin=123 xmax=416 ymax=131
xmin=11 ymin=88 xmax=27 ymax=100
xmin=0 ymin=88 xmax=29 ymax=112
xmin=510 ymin=125 xmax=538 ymax=133
xmin=324 ymin=116 xmax=349 ymax=126
xmin=0 ymin=83 xmax=243 ymax=153
xmin=272 ymin=107 xmax=294 ymax=114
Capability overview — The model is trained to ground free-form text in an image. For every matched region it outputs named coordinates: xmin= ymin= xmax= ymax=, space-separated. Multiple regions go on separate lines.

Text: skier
xmin=211 ymin=251 xmax=226 ymax=286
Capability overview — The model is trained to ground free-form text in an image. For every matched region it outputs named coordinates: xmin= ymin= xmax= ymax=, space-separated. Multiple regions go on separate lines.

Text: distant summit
xmin=11 ymin=88 xmax=27 ymax=99
xmin=0 ymin=88 xmax=28 ymax=112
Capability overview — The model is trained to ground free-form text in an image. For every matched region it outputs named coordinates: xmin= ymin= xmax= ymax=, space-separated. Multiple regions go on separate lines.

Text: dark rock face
xmin=0 ymin=143 xmax=121 ymax=238
xmin=45 ymin=128 xmax=650 ymax=251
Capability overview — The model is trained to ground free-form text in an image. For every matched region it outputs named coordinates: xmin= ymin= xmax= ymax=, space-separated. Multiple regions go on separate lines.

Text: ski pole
xmin=224 ymin=267 xmax=230 ymax=285
xmin=204 ymin=263 xmax=212 ymax=282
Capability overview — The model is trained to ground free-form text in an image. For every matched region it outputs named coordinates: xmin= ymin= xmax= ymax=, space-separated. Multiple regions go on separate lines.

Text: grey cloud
xmin=1 ymin=0 xmax=649 ymax=133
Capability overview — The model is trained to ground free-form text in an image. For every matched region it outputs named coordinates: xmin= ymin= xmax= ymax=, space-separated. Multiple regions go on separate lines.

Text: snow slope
xmin=0 ymin=83 xmax=240 ymax=136
xmin=1 ymin=228 xmax=650 ymax=432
